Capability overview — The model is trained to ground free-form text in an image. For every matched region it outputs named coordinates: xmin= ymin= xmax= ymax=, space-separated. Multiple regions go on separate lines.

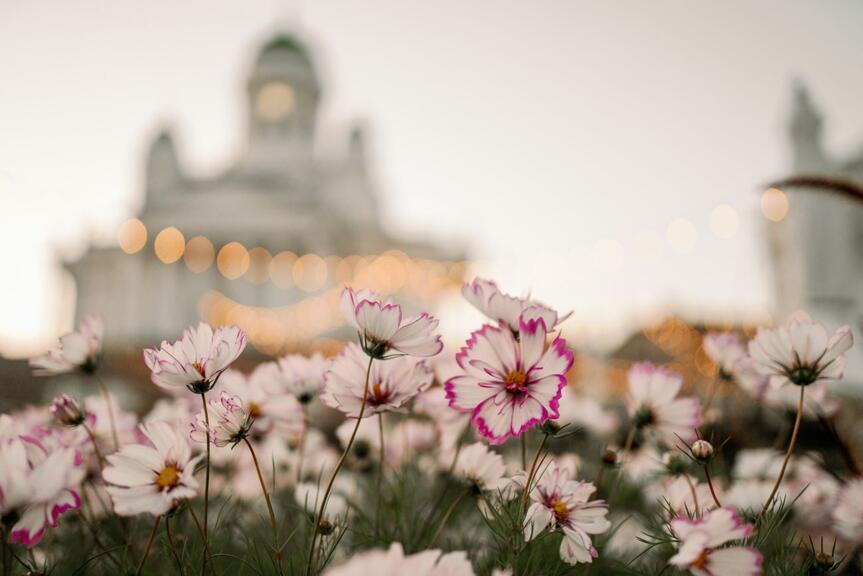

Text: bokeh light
xmin=217 ymin=242 xmax=250 ymax=279
xmin=666 ymin=218 xmax=697 ymax=254
xmin=154 ymin=226 xmax=185 ymax=263
xmin=245 ymin=247 xmax=272 ymax=284
xmin=117 ymin=218 xmax=147 ymax=254
xmin=761 ymin=187 xmax=789 ymax=222
xmin=593 ymin=238 xmax=625 ymax=272
xmin=255 ymin=82 xmax=294 ymax=122
xmin=293 ymin=254 xmax=328 ymax=292
xmin=184 ymin=236 xmax=215 ymax=273
xmin=269 ymin=251 xmax=297 ymax=288
xmin=709 ymin=203 xmax=740 ymax=238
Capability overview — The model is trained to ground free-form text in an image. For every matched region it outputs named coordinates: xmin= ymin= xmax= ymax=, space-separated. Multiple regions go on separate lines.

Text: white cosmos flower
xmin=462 ymin=278 xmax=571 ymax=334
xmin=321 ymin=343 xmax=434 ymax=418
xmin=703 ymin=332 xmax=747 ymax=378
xmin=453 ymin=442 xmax=507 ymax=492
xmin=834 ymin=478 xmax=863 ymax=542
xmin=748 ymin=320 xmax=853 ymax=388
xmin=220 ymin=365 xmax=306 ymax=438
xmin=143 ymin=322 xmax=247 ymax=393
xmin=30 ymin=313 xmax=103 ymax=375
xmin=190 ymin=391 xmax=253 ymax=448
xmin=1 ymin=436 xmax=84 ymax=548
xmin=627 ymin=362 xmax=702 ymax=445
xmin=668 ymin=508 xmax=762 ymax=576
xmin=340 ymin=286 xmax=443 ymax=358
xmin=275 ymin=352 xmax=328 ymax=404
xmin=324 ymin=542 xmax=474 ymax=576
xmin=103 ymin=421 xmax=202 ymax=516
xmin=523 ymin=460 xmax=610 ymax=565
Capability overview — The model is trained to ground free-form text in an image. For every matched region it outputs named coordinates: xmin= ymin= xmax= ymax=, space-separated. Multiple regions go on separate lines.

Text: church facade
xmin=767 ymin=83 xmax=863 ymax=387
xmin=67 ymin=34 xmax=463 ymax=355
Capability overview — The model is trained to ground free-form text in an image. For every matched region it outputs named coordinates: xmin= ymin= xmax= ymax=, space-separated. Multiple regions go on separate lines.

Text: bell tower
xmin=244 ymin=34 xmax=321 ymax=176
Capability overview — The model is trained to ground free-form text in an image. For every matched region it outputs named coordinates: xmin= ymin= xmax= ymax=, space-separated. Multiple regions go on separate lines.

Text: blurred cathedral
xmin=766 ymin=82 xmax=863 ymax=388
xmin=66 ymin=33 xmax=464 ymax=356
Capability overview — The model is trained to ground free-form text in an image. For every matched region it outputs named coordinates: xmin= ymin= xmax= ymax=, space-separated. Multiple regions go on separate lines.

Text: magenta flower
xmin=462 ymin=278 xmax=571 ymax=334
xmin=445 ymin=317 xmax=573 ymax=445
xmin=339 ymin=287 xmax=443 ymax=359
xmin=321 ymin=343 xmax=434 ymax=417
xmin=143 ymin=322 xmax=247 ymax=393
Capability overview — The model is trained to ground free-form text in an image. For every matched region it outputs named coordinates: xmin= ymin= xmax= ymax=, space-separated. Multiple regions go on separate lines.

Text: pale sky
xmin=2 ymin=0 xmax=862 ymax=356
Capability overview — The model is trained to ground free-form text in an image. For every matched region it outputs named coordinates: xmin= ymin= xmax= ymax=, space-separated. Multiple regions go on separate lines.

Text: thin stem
xmin=608 ymin=427 xmax=636 ymax=504
xmin=94 ymin=374 xmax=120 ymax=450
xmin=243 ymin=437 xmax=282 ymax=571
xmin=134 ymin=515 xmax=161 ymax=576
xmin=188 ymin=504 xmax=218 ymax=576
xmin=520 ymin=432 xmax=550 ymax=509
xmin=703 ymin=465 xmax=722 ymax=508
xmin=82 ymin=423 xmax=106 ymax=472
xmin=446 ymin=418 xmax=472 ymax=476
xmin=296 ymin=418 xmax=308 ymax=485
xmin=200 ymin=393 xmax=211 ymax=550
xmin=683 ymin=474 xmax=700 ymax=517
xmin=75 ymin=508 xmax=121 ymax=568
xmin=166 ymin=515 xmax=186 ymax=576
xmin=428 ymin=489 xmax=468 ymax=548
xmin=703 ymin=374 xmax=723 ymax=415
xmin=305 ymin=355 xmax=374 ymax=576
xmin=759 ymin=385 xmax=806 ymax=520
xmin=376 ymin=412 xmax=385 ymax=530
xmin=520 ymin=434 xmax=527 ymax=470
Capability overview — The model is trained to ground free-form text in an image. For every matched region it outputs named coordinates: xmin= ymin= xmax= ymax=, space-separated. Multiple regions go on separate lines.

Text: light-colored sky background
xmin=1 ymin=0 xmax=862 ymax=355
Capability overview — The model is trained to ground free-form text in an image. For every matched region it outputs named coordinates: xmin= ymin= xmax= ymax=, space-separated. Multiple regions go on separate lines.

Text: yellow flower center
xmin=156 ymin=465 xmax=180 ymax=490
xmin=504 ymin=370 xmax=527 ymax=390
xmin=248 ymin=402 xmax=262 ymax=418
xmin=691 ymin=551 xmax=709 ymax=569
xmin=370 ymin=382 xmax=388 ymax=403
xmin=552 ymin=498 xmax=569 ymax=522
xmin=192 ymin=362 xmax=205 ymax=377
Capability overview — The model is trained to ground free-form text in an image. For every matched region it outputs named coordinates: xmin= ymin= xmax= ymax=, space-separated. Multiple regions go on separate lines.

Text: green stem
xmin=188 ymin=504 xmax=219 ymax=576
xmin=94 ymin=374 xmax=120 ymax=450
xmin=134 ymin=515 xmax=161 ymax=576
xmin=305 ymin=355 xmax=374 ymax=576
xmin=166 ymin=515 xmax=186 ymax=576
xmin=428 ymin=489 xmax=468 ymax=548
xmin=758 ymin=385 xmax=805 ymax=520
xmin=82 ymin=423 xmax=106 ymax=472
xmin=608 ymin=427 xmax=636 ymax=505
xmin=244 ymin=437 xmax=282 ymax=572
xmin=704 ymin=465 xmax=722 ymax=508
xmin=200 ymin=393 xmax=211 ymax=547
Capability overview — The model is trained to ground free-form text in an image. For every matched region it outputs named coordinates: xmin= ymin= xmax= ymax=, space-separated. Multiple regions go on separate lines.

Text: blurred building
xmin=766 ymin=82 xmax=863 ymax=387
xmin=67 ymin=33 xmax=464 ymax=356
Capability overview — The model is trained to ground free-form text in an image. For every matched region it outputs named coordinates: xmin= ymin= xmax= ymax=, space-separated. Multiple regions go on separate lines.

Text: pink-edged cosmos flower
xmin=748 ymin=320 xmax=853 ymax=388
xmin=703 ymin=332 xmax=747 ymax=379
xmin=325 ymin=542 xmax=475 ymax=576
xmin=462 ymin=278 xmax=571 ymax=334
xmin=453 ymin=442 xmax=507 ymax=492
xmin=445 ymin=317 xmax=573 ymax=445
xmin=144 ymin=322 xmax=247 ymax=393
xmin=103 ymin=421 xmax=202 ymax=516
xmin=321 ymin=342 xmax=434 ymax=418
xmin=669 ymin=507 xmax=762 ymax=576
xmin=220 ymin=366 xmax=306 ymax=438
xmin=275 ymin=352 xmax=328 ymax=404
xmin=0 ymin=436 xmax=84 ymax=548
xmin=523 ymin=460 xmax=610 ymax=565
xmin=30 ymin=313 xmax=103 ymax=375
xmin=627 ymin=363 xmax=702 ymax=445
xmin=190 ymin=391 xmax=253 ymax=447
xmin=340 ymin=287 xmax=443 ymax=358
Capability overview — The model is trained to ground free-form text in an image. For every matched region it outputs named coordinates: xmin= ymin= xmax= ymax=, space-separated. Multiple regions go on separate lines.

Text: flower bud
xmin=662 ymin=452 xmax=689 ymax=476
xmin=601 ymin=449 xmax=618 ymax=467
xmin=317 ymin=519 xmax=334 ymax=535
xmin=51 ymin=394 xmax=86 ymax=427
xmin=691 ymin=440 xmax=715 ymax=463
